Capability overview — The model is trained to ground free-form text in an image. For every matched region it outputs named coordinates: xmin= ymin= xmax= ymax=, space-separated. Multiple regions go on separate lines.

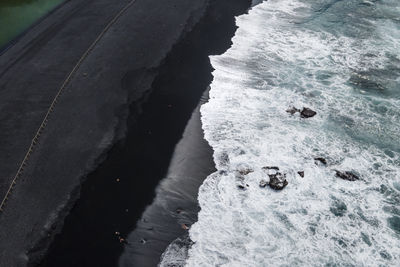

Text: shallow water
xmin=0 ymin=0 xmax=63 ymax=49
xmin=183 ymin=0 xmax=400 ymax=266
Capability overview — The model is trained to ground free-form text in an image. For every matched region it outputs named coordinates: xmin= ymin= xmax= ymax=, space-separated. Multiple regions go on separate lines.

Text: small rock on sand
xmin=176 ymin=208 xmax=183 ymax=214
xmin=298 ymin=171 xmax=304 ymax=178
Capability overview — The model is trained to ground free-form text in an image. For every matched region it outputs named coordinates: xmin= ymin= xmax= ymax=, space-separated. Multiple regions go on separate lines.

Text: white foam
xmin=186 ymin=0 xmax=400 ymax=266
xmin=159 ymin=237 xmax=191 ymax=267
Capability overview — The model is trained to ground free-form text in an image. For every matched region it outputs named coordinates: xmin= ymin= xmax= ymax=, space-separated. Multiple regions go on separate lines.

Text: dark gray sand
xmin=41 ymin=0 xmax=251 ymax=265
xmin=118 ymin=90 xmax=215 ymax=267
xmin=0 ymin=0 xmax=131 ymax=205
xmin=0 ymin=0 xmax=252 ymax=266
xmin=0 ymin=0 xmax=209 ymax=265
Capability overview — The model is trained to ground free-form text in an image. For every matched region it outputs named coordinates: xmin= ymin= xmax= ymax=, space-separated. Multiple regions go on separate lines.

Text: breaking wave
xmin=185 ymin=0 xmax=400 ymax=266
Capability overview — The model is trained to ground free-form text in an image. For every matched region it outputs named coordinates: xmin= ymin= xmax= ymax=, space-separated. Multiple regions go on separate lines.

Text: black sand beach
xmin=0 ymin=0 xmax=251 ymax=266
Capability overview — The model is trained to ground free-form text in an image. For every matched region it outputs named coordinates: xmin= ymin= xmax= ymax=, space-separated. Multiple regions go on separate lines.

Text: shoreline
xmin=0 ymin=0 xmax=211 ymax=265
xmin=41 ymin=0 xmax=252 ymax=266
xmin=118 ymin=89 xmax=215 ymax=267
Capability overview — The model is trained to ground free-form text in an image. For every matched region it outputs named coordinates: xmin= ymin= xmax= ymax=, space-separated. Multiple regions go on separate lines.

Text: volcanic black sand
xmin=0 ymin=0 xmax=251 ymax=266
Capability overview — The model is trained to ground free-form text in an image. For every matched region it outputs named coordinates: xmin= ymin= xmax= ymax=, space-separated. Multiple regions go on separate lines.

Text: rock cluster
xmin=286 ymin=107 xmax=317 ymax=118
xmin=283 ymin=105 xmax=360 ymax=186
xmin=235 ymin=156 xmax=359 ymax=194
xmin=314 ymin=158 xmax=360 ymax=181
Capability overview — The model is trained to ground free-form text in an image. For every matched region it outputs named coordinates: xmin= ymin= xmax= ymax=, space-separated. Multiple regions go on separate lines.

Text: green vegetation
xmin=0 ymin=0 xmax=63 ymax=49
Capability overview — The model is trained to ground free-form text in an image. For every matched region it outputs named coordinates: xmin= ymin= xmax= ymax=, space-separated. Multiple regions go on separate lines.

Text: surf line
xmin=0 ymin=0 xmax=138 ymax=212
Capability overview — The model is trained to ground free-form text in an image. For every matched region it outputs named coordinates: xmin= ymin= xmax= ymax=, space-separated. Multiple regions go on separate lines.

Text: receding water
xmin=0 ymin=0 xmax=63 ymax=49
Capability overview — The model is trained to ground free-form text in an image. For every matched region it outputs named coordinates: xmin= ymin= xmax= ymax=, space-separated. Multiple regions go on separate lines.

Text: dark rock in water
xmin=268 ymin=172 xmax=288 ymax=190
xmin=286 ymin=107 xmax=300 ymax=115
xmin=287 ymin=106 xmax=316 ymax=118
xmin=259 ymin=179 xmax=268 ymax=188
xmin=218 ymin=170 xmax=227 ymax=175
xmin=314 ymin=157 xmax=327 ymax=165
xmin=335 ymin=170 xmax=359 ymax=181
xmin=300 ymin=107 xmax=317 ymax=118
xmin=260 ymin=166 xmax=287 ymax=189
xmin=262 ymin=166 xmax=279 ymax=171
xmin=238 ymin=168 xmax=254 ymax=175
xmin=298 ymin=171 xmax=304 ymax=178
xmin=237 ymin=184 xmax=246 ymax=190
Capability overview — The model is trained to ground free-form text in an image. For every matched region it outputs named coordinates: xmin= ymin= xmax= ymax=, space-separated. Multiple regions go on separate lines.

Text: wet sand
xmin=0 ymin=0 xmax=209 ymax=265
xmin=118 ymin=90 xmax=214 ymax=267
xmin=0 ymin=0 xmax=251 ymax=266
xmin=42 ymin=1 xmax=251 ymax=266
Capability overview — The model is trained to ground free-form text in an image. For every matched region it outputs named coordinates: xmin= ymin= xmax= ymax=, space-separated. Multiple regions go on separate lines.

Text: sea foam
xmin=184 ymin=0 xmax=400 ymax=266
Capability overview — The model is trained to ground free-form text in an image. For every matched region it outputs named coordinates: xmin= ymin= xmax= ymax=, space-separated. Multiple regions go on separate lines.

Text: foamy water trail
xmin=184 ymin=0 xmax=400 ymax=266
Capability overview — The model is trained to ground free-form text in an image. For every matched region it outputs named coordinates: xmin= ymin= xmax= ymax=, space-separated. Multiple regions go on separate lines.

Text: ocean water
xmin=164 ymin=0 xmax=400 ymax=266
xmin=0 ymin=0 xmax=63 ymax=49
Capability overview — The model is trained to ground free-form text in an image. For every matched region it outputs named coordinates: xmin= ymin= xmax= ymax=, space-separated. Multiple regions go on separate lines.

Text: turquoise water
xmin=0 ymin=0 xmax=63 ymax=49
xmin=172 ymin=0 xmax=400 ymax=266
